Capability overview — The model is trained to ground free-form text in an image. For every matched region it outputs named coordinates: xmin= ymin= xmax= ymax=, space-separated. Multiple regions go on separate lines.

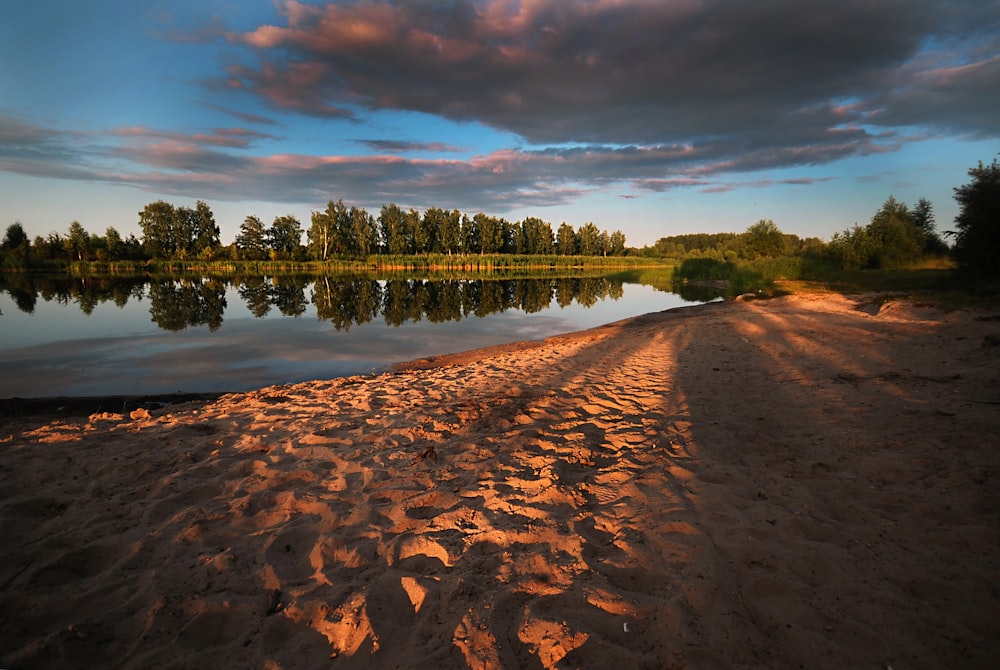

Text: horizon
xmin=2 ymin=1 xmax=998 ymax=247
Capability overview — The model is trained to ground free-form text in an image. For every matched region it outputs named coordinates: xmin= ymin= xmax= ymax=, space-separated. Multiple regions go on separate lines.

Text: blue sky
xmin=1 ymin=0 xmax=997 ymax=248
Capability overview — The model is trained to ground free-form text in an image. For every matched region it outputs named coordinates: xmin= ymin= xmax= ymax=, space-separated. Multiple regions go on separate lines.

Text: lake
xmin=0 ymin=273 xmax=717 ymax=398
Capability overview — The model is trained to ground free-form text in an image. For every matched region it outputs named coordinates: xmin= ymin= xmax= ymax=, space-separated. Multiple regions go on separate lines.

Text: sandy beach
xmin=2 ymin=292 xmax=998 ymax=669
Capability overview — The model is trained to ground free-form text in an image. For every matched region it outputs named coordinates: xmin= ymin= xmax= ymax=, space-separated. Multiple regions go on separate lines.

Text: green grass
xmin=670 ymin=254 xmax=999 ymax=308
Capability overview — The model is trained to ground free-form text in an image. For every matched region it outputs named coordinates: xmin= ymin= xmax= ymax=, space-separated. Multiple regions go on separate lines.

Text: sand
xmin=1 ymin=292 xmax=998 ymax=669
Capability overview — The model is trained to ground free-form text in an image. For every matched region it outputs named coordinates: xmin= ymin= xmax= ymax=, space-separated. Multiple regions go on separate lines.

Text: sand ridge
xmin=1 ymin=293 xmax=998 ymax=669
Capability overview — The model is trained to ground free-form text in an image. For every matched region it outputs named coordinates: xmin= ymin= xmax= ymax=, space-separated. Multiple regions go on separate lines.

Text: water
xmin=0 ymin=274 xmax=716 ymax=398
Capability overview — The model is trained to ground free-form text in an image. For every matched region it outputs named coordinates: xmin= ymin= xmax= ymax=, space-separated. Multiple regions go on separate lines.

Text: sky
xmin=1 ymin=0 xmax=998 ymax=249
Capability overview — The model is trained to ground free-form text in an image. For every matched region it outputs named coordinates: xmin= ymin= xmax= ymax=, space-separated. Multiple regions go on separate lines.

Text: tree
xmin=191 ymin=200 xmax=221 ymax=258
xmin=2 ymin=222 xmax=28 ymax=250
xmin=420 ymin=208 xmax=448 ymax=254
xmin=349 ymin=206 xmax=377 ymax=257
xmin=436 ymin=209 xmax=462 ymax=255
xmin=517 ymin=217 xmax=554 ymax=255
xmin=578 ymin=222 xmax=602 ymax=256
xmin=2 ymin=222 xmax=30 ymax=267
xmin=608 ymin=230 xmax=627 ymax=256
xmin=379 ymin=203 xmax=410 ymax=255
xmin=742 ymin=219 xmax=785 ymax=259
xmin=403 ymin=209 xmax=423 ymax=254
xmin=911 ymin=198 xmax=948 ymax=256
xmin=236 ymin=215 xmax=269 ymax=260
xmin=104 ymin=227 xmax=124 ymax=260
xmin=65 ymin=221 xmax=91 ymax=261
xmin=172 ymin=206 xmax=199 ymax=259
xmin=951 ymin=158 xmax=1000 ymax=278
xmin=868 ymin=196 xmax=924 ymax=269
xmin=556 ymin=222 xmax=578 ymax=255
xmin=308 ymin=208 xmax=333 ymax=261
xmin=828 ymin=196 xmax=929 ymax=270
xmin=460 ymin=213 xmax=479 ymax=254
xmin=30 ymin=232 xmax=63 ymax=262
xmin=268 ymin=215 xmax=303 ymax=259
xmin=477 ymin=213 xmax=503 ymax=254
xmin=139 ymin=200 xmax=178 ymax=258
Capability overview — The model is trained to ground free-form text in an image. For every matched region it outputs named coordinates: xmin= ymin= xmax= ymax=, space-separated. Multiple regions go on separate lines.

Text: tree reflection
xmin=238 ymin=276 xmax=272 ymax=318
xmin=271 ymin=275 xmax=308 ymax=317
xmin=0 ymin=274 xmax=147 ymax=316
xmin=148 ymin=278 xmax=227 ymax=331
xmin=312 ymin=276 xmax=382 ymax=331
xmin=0 ymin=272 xmax=661 ymax=334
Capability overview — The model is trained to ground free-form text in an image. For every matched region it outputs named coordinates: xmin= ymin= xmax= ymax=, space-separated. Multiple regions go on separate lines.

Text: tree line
xmin=637 ymin=158 xmax=998 ymax=279
xmin=641 ymin=195 xmax=950 ymax=272
xmin=4 ymin=157 xmax=997 ymax=277
xmin=0 ymin=199 xmax=628 ymax=267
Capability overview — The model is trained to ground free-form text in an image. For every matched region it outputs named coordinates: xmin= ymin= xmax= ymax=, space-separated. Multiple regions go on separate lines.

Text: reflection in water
xmin=148 ymin=279 xmax=228 ymax=332
xmin=1 ymin=273 xmax=661 ymax=332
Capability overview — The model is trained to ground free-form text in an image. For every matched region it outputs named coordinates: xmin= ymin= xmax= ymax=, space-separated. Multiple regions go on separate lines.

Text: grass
xmin=671 ymin=254 xmax=999 ymax=309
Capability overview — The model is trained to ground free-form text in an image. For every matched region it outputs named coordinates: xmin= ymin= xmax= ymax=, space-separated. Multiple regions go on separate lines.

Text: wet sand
xmin=2 ymin=293 xmax=998 ymax=669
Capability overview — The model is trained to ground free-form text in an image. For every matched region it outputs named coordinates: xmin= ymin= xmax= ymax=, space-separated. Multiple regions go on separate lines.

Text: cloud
xmin=221 ymin=0 xmax=999 ymax=151
xmin=0 ymin=112 xmax=892 ymax=214
xmin=353 ymin=139 xmax=464 ymax=153
xmin=196 ymin=101 xmax=281 ymax=126
xmin=112 ymin=126 xmax=281 ymax=148
xmin=6 ymin=1 xmax=997 ymax=226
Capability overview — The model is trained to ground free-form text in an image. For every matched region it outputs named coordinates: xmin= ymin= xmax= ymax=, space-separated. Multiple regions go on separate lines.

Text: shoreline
xmin=0 ymin=392 xmax=226 ymax=420
xmin=2 ymin=293 xmax=998 ymax=668
xmin=0 ymin=300 xmax=720 ymax=419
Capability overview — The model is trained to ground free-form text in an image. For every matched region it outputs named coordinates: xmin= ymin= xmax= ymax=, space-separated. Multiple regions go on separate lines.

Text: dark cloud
xmin=225 ymin=0 xmax=998 ymax=151
xmin=5 ymin=1 xmax=998 ymax=225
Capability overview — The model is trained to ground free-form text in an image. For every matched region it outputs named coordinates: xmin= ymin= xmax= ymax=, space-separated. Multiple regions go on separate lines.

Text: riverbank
xmin=2 ymin=293 xmax=998 ymax=669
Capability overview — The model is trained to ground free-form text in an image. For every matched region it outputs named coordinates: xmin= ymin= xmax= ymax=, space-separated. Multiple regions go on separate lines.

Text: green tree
xmin=517 ymin=217 xmax=554 ymax=254
xmin=192 ymin=200 xmax=221 ymax=258
xmin=420 ymin=208 xmax=448 ymax=254
xmin=65 ymin=221 xmax=91 ymax=261
xmin=30 ymin=232 xmax=63 ymax=262
xmin=268 ymin=215 xmax=303 ymax=260
xmin=403 ymin=207 xmax=430 ymax=254
xmin=742 ymin=219 xmax=785 ymax=259
xmin=2 ymin=222 xmax=29 ymax=251
xmin=578 ymin=222 xmax=602 ymax=256
xmin=829 ymin=225 xmax=874 ymax=270
xmin=236 ymin=215 xmax=269 ymax=260
xmin=477 ymin=213 xmax=503 ymax=254
xmin=911 ymin=198 xmax=948 ymax=256
xmin=104 ymin=226 xmax=124 ymax=260
xmin=379 ymin=203 xmax=411 ymax=255
xmin=868 ymin=196 xmax=924 ymax=269
xmin=172 ymin=206 xmax=198 ymax=259
xmin=608 ymin=230 xmax=627 ymax=256
xmin=308 ymin=200 xmax=343 ymax=260
xmin=951 ymin=159 xmax=1000 ymax=278
xmin=139 ymin=200 xmax=178 ymax=258
xmin=437 ymin=209 xmax=462 ymax=255
xmin=349 ymin=206 xmax=377 ymax=257
xmin=556 ymin=222 xmax=578 ymax=255
xmin=2 ymin=222 xmax=30 ymax=267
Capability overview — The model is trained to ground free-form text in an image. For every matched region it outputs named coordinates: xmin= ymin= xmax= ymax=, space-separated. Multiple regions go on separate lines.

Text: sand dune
xmin=2 ymin=293 xmax=999 ymax=669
